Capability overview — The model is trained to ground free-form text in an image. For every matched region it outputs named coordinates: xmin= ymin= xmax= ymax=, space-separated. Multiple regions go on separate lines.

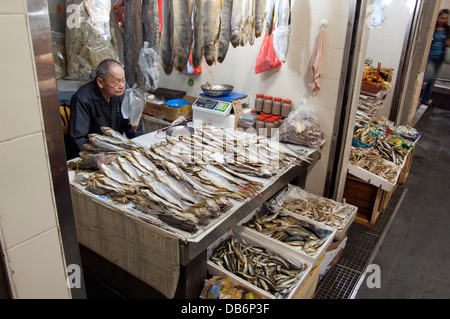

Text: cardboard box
xmin=318 ymin=234 xmax=348 ymax=281
xmin=292 ymin=251 xmax=326 ymax=299
xmin=143 ymin=95 xmax=195 ymax=121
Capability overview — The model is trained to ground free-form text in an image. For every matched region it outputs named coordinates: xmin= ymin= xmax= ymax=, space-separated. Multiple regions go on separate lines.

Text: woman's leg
xmin=420 ymin=58 xmax=443 ymax=104
xmin=420 ymin=60 xmax=437 ymax=103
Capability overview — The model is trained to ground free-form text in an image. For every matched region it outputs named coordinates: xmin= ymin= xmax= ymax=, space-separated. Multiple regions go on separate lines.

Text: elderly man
xmin=69 ymin=59 xmax=143 ymax=152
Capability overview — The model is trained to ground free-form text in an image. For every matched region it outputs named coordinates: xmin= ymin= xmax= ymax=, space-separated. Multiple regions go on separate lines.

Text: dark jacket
xmin=69 ymin=80 xmax=143 ymax=151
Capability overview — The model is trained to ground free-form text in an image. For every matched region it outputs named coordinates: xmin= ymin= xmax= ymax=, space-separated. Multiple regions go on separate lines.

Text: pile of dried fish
xmin=355 ymin=100 xmax=384 ymax=127
xmin=353 ymin=125 xmax=375 ymax=146
xmin=210 ymin=236 xmax=307 ymax=298
xmin=373 ymin=139 xmax=406 ymax=166
xmin=245 ymin=207 xmax=331 ymax=256
xmin=349 ymin=147 xmax=400 ymax=184
xmin=71 ymin=125 xmax=310 ymax=233
xmin=278 ymin=193 xmax=352 ymax=229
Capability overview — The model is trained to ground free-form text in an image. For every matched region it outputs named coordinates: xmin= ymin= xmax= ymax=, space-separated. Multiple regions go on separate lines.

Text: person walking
xmin=420 ymin=9 xmax=450 ymax=106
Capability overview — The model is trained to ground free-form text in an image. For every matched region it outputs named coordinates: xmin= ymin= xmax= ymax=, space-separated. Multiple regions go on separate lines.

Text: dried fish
xmin=192 ymin=0 xmax=204 ymax=68
xmin=246 ymin=207 xmax=331 ymax=256
xmin=161 ymin=0 xmax=174 ymax=75
xmin=264 ymin=0 xmax=275 ymax=35
xmin=210 ymin=236 xmax=307 ymax=298
xmin=203 ymin=0 xmax=222 ymax=66
xmin=173 ymin=0 xmax=193 ymax=72
xmin=231 ymin=0 xmax=243 ymax=47
xmin=349 ymin=147 xmax=400 ymax=184
xmin=142 ymin=0 xmax=160 ymax=56
xmin=218 ymin=0 xmax=232 ymax=63
xmin=124 ymin=0 xmax=144 ymax=87
xmin=254 ymin=0 xmax=266 ymax=38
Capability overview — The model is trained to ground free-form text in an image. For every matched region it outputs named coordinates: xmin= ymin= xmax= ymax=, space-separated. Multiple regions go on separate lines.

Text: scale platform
xmin=192 ymin=92 xmax=247 ymax=128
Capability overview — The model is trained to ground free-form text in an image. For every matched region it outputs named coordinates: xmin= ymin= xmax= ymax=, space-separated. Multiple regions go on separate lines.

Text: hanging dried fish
xmin=192 ymin=0 xmax=204 ymax=68
xmin=231 ymin=0 xmax=243 ymax=47
xmin=218 ymin=0 xmax=232 ymax=63
xmin=203 ymin=0 xmax=222 ymax=66
xmin=142 ymin=0 xmax=160 ymax=54
xmin=248 ymin=0 xmax=256 ymax=45
xmin=240 ymin=0 xmax=249 ymax=46
xmin=264 ymin=0 xmax=275 ymax=35
xmin=161 ymin=0 xmax=174 ymax=75
xmin=173 ymin=0 xmax=193 ymax=72
xmin=254 ymin=0 xmax=267 ymax=38
xmin=124 ymin=0 xmax=144 ymax=87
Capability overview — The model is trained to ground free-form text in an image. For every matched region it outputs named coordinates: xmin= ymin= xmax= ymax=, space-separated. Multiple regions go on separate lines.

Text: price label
xmin=232 ymin=100 xmax=244 ymax=130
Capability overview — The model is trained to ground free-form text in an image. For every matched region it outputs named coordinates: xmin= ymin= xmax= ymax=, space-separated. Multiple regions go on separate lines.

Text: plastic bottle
xmin=256 ymin=116 xmax=266 ymax=135
xmin=272 ymin=97 xmax=282 ymax=116
xmin=263 ymin=96 xmax=273 ymax=114
xmin=255 ymin=94 xmax=264 ymax=112
xmin=281 ymin=99 xmax=292 ymax=118
xmin=265 ymin=118 xmax=276 ymax=138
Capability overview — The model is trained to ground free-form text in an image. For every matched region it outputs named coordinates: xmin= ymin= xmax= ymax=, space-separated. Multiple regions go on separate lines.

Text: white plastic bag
xmin=278 ymin=98 xmax=323 ymax=148
xmin=273 ymin=25 xmax=291 ymax=63
xmin=138 ymin=41 xmax=159 ymax=91
xmin=121 ymin=84 xmax=146 ymax=130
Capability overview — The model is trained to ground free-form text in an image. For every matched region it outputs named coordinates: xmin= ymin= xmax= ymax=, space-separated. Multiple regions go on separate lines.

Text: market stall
xmin=344 ymin=62 xmax=421 ymax=226
xmin=68 ymin=124 xmax=328 ymax=298
xmin=54 ymin=0 xmax=356 ymax=299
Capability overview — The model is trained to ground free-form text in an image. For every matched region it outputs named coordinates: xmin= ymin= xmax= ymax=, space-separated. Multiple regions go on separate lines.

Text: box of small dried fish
xmin=207 ymin=228 xmax=312 ymax=299
xmin=269 ymin=184 xmax=357 ymax=240
xmin=348 ymin=147 xmax=402 ymax=192
xmin=237 ymin=203 xmax=336 ymax=265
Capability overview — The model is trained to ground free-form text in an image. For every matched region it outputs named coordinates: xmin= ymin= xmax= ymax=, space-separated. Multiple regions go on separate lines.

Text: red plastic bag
xmin=255 ymin=32 xmax=282 ymax=74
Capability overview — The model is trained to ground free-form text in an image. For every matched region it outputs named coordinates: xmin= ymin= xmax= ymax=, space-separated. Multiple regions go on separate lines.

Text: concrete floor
xmin=355 ymin=104 xmax=450 ymax=299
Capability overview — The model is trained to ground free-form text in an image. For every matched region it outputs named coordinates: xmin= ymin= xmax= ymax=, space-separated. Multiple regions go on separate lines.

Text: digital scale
xmin=192 ymin=92 xmax=248 ymax=128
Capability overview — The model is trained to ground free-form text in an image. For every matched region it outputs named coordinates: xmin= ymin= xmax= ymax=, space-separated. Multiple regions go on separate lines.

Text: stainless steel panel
xmin=389 ymin=0 xmax=423 ymax=122
xmin=25 ymin=0 xmax=86 ymax=298
xmin=324 ymin=0 xmax=368 ymax=200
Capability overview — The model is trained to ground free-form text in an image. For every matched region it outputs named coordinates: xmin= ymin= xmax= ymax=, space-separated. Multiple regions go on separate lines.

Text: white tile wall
xmin=158 ymin=0 xmax=353 ymax=196
xmin=0 ymin=1 xmax=70 ymax=298
xmin=0 ymin=14 xmax=42 ymax=142
xmin=365 ymin=0 xmax=416 ymax=116
xmin=5 ymin=228 xmax=69 ymax=299
xmin=1 ymin=0 xmax=25 ymax=14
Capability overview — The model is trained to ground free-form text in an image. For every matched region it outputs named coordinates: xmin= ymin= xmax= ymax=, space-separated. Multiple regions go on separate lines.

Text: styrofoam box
xmin=270 ymin=184 xmax=358 ymax=241
xmin=347 ymin=160 xmax=401 ymax=192
xmin=236 ymin=207 xmax=336 ymax=265
xmin=207 ymin=228 xmax=312 ymax=299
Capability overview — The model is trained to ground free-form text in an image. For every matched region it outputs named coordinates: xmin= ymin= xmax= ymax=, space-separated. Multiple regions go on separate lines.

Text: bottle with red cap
xmin=263 ymin=95 xmax=273 ymax=114
xmin=255 ymin=94 xmax=264 ymax=112
xmin=272 ymin=97 xmax=283 ymax=116
xmin=281 ymin=99 xmax=292 ymax=118
xmin=255 ymin=116 xmax=266 ymax=135
xmin=265 ymin=117 xmax=276 ymax=138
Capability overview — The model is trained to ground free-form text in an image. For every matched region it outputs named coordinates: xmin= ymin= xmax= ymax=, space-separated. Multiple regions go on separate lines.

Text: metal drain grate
xmin=314 ymin=265 xmax=361 ymax=299
xmin=313 ymin=187 xmax=406 ymax=299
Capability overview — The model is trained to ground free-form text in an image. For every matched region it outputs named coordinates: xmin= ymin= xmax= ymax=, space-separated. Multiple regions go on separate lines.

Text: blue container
xmin=352 ymin=137 xmax=375 ymax=149
xmin=166 ymin=99 xmax=191 ymax=108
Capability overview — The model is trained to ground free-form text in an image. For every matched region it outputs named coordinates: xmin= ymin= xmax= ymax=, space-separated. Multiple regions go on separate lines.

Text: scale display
xmin=192 ymin=97 xmax=232 ymax=115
